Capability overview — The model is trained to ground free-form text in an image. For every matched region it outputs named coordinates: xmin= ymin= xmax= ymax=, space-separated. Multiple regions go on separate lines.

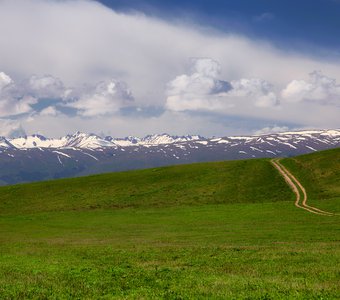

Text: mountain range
xmin=0 ymin=129 xmax=339 ymax=185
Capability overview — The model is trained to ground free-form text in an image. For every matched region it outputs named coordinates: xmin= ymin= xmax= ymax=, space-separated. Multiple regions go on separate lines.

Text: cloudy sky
xmin=0 ymin=0 xmax=340 ymax=138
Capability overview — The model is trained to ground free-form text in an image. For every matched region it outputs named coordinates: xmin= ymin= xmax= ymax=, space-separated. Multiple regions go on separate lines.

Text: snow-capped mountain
xmin=62 ymin=132 xmax=117 ymax=149
xmin=6 ymin=132 xmax=202 ymax=149
xmin=9 ymin=134 xmax=64 ymax=149
xmin=0 ymin=129 xmax=339 ymax=185
xmin=0 ymin=137 xmax=14 ymax=149
xmin=8 ymin=132 xmax=107 ymax=149
xmin=139 ymin=134 xmax=201 ymax=146
xmin=3 ymin=129 xmax=340 ymax=151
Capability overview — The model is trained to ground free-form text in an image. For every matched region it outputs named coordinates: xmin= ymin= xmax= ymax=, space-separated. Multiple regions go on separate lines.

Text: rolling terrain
xmin=0 ymin=149 xmax=339 ymax=298
xmin=271 ymin=158 xmax=336 ymax=215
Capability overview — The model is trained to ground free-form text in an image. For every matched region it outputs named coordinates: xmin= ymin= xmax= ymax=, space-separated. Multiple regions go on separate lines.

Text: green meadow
xmin=0 ymin=149 xmax=339 ymax=299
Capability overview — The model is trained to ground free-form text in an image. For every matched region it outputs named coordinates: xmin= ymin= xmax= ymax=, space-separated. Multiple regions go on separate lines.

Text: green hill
xmin=281 ymin=147 xmax=340 ymax=211
xmin=0 ymin=159 xmax=293 ymax=216
xmin=0 ymin=149 xmax=339 ymax=299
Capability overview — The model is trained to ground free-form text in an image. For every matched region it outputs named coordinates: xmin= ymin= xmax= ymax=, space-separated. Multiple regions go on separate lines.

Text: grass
xmin=0 ymin=150 xmax=339 ymax=299
xmin=0 ymin=159 xmax=293 ymax=215
xmin=281 ymin=148 xmax=340 ymax=212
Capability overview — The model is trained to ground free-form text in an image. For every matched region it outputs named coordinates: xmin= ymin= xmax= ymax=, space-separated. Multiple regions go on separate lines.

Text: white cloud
xmin=0 ymin=72 xmax=13 ymax=89
xmin=0 ymin=0 xmax=339 ymax=136
xmin=166 ymin=58 xmax=278 ymax=112
xmin=0 ymin=72 xmax=37 ymax=117
xmin=192 ymin=58 xmax=221 ymax=78
xmin=66 ymin=79 xmax=134 ymax=116
xmin=0 ymin=95 xmax=37 ymax=118
xmin=254 ymin=126 xmax=289 ymax=135
xmin=229 ymin=78 xmax=278 ymax=108
xmin=0 ymin=71 xmax=135 ymax=118
xmin=281 ymin=71 xmax=340 ymax=104
xmin=27 ymin=74 xmax=67 ymax=99
xmin=1 ymin=0 xmax=340 ymax=107
xmin=20 ymin=110 xmax=245 ymax=138
xmin=166 ymin=58 xmax=232 ymax=112
xmin=0 ymin=119 xmax=26 ymax=137
xmin=40 ymin=106 xmax=59 ymax=116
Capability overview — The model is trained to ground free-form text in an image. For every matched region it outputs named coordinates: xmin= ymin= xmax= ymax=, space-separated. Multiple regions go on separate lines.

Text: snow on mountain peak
xmin=320 ymin=129 xmax=340 ymax=137
xmin=10 ymin=134 xmax=64 ymax=149
xmin=0 ymin=137 xmax=14 ymax=149
xmin=4 ymin=129 xmax=340 ymax=150
xmin=141 ymin=133 xmax=200 ymax=145
xmin=63 ymin=132 xmax=116 ymax=149
xmin=278 ymin=129 xmax=340 ymax=136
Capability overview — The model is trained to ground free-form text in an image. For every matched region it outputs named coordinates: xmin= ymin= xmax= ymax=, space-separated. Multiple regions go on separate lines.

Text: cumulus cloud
xmin=26 ymin=75 xmax=68 ymax=99
xmin=281 ymin=71 xmax=340 ymax=104
xmin=0 ymin=96 xmax=37 ymax=118
xmin=0 ymin=71 xmax=135 ymax=118
xmin=229 ymin=78 xmax=278 ymax=107
xmin=0 ymin=0 xmax=339 ymax=136
xmin=166 ymin=58 xmax=278 ymax=112
xmin=166 ymin=58 xmax=232 ymax=111
xmin=0 ymin=97 xmax=34 ymax=118
xmin=0 ymin=72 xmax=13 ymax=89
xmin=66 ymin=79 xmax=134 ymax=116
xmin=0 ymin=119 xmax=26 ymax=137
xmin=1 ymin=0 xmax=340 ymax=106
xmin=0 ymin=72 xmax=37 ymax=117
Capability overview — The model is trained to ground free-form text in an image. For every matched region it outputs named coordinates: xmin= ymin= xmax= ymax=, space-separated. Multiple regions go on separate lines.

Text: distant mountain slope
xmin=0 ymin=129 xmax=339 ymax=185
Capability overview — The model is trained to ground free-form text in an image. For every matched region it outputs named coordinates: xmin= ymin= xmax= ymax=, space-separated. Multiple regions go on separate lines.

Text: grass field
xmin=0 ymin=149 xmax=339 ymax=299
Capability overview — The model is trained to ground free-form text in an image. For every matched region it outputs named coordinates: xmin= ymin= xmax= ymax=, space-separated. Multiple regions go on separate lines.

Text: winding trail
xmin=271 ymin=159 xmax=335 ymax=216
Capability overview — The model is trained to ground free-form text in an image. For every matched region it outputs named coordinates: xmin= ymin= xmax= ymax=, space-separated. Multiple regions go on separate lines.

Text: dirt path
xmin=271 ymin=159 xmax=335 ymax=216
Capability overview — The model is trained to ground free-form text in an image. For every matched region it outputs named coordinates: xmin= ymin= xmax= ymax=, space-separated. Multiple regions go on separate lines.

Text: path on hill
xmin=271 ymin=159 xmax=335 ymax=216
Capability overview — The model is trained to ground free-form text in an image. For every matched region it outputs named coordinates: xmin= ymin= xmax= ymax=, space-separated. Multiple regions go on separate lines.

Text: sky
xmin=0 ymin=0 xmax=340 ymax=138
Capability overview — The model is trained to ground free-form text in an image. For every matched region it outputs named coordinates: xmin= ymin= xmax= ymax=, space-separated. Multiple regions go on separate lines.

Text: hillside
xmin=281 ymin=148 xmax=340 ymax=211
xmin=0 ymin=159 xmax=293 ymax=215
xmin=0 ymin=150 xmax=339 ymax=298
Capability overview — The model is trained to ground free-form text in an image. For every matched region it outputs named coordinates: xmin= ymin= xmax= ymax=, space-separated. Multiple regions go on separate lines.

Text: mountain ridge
xmin=0 ymin=129 xmax=339 ymax=185
xmin=3 ymin=132 xmax=203 ymax=149
xmin=2 ymin=129 xmax=340 ymax=150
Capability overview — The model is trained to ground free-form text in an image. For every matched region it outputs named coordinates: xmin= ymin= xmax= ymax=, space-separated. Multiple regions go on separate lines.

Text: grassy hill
xmin=281 ymin=147 xmax=340 ymax=211
xmin=0 ymin=149 xmax=339 ymax=299
xmin=0 ymin=159 xmax=293 ymax=215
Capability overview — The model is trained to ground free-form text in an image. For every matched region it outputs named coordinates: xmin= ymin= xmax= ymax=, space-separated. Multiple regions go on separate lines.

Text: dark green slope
xmin=0 ymin=158 xmax=293 ymax=216
xmin=281 ymin=147 xmax=340 ymax=210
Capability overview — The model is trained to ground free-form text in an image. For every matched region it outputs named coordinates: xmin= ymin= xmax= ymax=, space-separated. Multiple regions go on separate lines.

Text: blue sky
xmin=99 ymin=0 xmax=340 ymax=53
xmin=0 ymin=0 xmax=339 ymax=138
